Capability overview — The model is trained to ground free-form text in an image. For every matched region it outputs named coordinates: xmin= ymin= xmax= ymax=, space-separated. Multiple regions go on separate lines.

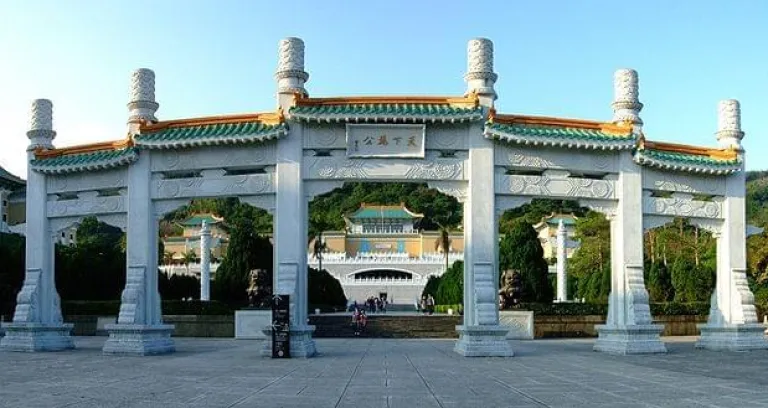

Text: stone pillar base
xmin=102 ymin=324 xmax=175 ymax=356
xmin=0 ymin=323 xmax=74 ymax=352
xmin=261 ymin=325 xmax=317 ymax=358
xmin=696 ymin=324 xmax=768 ymax=351
xmin=594 ymin=324 xmax=667 ymax=355
xmin=453 ymin=325 xmax=514 ymax=357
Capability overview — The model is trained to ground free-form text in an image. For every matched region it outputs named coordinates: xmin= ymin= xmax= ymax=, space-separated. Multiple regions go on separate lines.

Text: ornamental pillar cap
xmin=128 ymin=68 xmax=159 ymax=126
xmin=27 ymin=98 xmax=56 ymax=150
xmin=276 ymin=37 xmax=309 ymax=88
xmin=716 ymin=99 xmax=744 ymax=148
xmin=465 ymin=38 xmax=497 ymax=104
xmin=201 ymin=220 xmax=211 ymax=234
xmin=612 ymin=68 xmax=643 ymax=126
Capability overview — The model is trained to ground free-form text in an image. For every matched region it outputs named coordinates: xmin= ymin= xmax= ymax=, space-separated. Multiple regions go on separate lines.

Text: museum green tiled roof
xmin=136 ymin=112 xmax=287 ymax=149
xmin=0 ymin=165 xmax=25 ymax=190
xmin=290 ymin=95 xmax=484 ymax=122
xmin=484 ymin=113 xmax=637 ymax=150
xmin=181 ymin=214 xmax=223 ymax=227
xmin=633 ymin=140 xmax=742 ymax=175
xmin=31 ymin=146 xmax=139 ymax=174
xmin=347 ymin=204 xmax=424 ymax=220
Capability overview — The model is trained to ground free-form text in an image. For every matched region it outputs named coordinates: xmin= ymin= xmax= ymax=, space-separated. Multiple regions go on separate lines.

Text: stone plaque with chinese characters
xmin=346 ymin=124 xmax=425 ymax=158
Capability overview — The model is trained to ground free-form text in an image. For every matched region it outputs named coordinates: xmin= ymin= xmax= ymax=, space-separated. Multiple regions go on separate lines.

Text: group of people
xmin=362 ymin=296 xmax=388 ymax=314
xmin=418 ymin=294 xmax=435 ymax=315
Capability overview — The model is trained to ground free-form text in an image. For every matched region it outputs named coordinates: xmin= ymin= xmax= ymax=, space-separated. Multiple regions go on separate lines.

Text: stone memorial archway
xmin=2 ymin=37 xmax=765 ymax=357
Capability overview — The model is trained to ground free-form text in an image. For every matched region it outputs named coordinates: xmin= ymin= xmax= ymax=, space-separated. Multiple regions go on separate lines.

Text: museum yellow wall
xmin=7 ymin=202 xmax=25 ymax=225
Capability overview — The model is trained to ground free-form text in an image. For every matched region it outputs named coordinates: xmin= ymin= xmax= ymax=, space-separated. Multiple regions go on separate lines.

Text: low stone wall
xmin=534 ymin=315 xmax=709 ymax=338
xmin=164 ymin=315 xmax=234 ymax=337
xmin=61 ymin=314 xmax=713 ymax=338
xmin=65 ymin=315 xmax=234 ymax=337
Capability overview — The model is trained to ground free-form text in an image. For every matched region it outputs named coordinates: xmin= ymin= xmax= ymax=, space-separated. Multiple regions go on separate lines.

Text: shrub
xmin=61 ymin=300 xmax=234 ymax=316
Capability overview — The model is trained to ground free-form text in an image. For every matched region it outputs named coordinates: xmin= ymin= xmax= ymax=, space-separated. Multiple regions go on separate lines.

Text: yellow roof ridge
xmin=140 ymin=110 xmax=284 ymax=132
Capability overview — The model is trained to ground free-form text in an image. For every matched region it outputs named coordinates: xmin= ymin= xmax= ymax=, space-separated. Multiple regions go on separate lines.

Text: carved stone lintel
xmin=153 ymin=199 xmax=193 ymax=218
xmin=153 ymin=174 xmax=273 ymax=200
xmin=643 ymin=195 xmax=722 ymax=219
xmin=500 ymin=174 xmax=616 ymax=200
xmin=427 ymin=181 xmax=468 ymax=203
xmin=643 ymin=215 xmax=674 ymax=231
xmin=306 ymin=157 xmax=465 ymax=181
xmin=495 ymin=196 xmax=533 ymax=215
xmin=240 ymin=195 xmax=276 ymax=214
xmin=689 ymin=219 xmax=723 ymax=236
xmin=304 ymin=181 xmax=344 ymax=201
xmin=47 ymin=195 xmax=126 ymax=219
xmin=577 ymin=200 xmax=618 ymax=218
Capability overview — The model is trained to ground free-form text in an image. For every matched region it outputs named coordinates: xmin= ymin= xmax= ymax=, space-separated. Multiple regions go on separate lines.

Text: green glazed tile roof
xmin=485 ymin=122 xmax=636 ymax=149
xmin=180 ymin=214 xmax=222 ymax=226
xmin=135 ymin=122 xmax=288 ymax=149
xmin=347 ymin=205 xmax=423 ymax=220
xmin=290 ymin=104 xmax=484 ymax=122
xmin=31 ymin=148 xmax=139 ymax=174
xmin=0 ymin=165 xmax=25 ymax=190
xmin=638 ymin=148 xmax=740 ymax=167
xmin=634 ymin=147 xmax=742 ymax=174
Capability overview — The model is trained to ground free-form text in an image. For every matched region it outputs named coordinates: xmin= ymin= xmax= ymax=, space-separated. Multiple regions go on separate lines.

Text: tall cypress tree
xmin=499 ymin=220 xmax=553 ymax=302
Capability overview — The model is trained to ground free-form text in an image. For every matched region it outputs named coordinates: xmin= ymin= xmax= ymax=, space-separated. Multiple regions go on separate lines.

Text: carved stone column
xmin=454 ymin=122 xmax=514 ymax=357
xmin=556 ymin=220 xmax=567 ymax=302
xmin=1 ymin=99 xmax=74 ymax=352
xmin=262 ymin=118 xmax=316 ymax=358
xmin=103 ymin=151 xmax=174 ymax=355
xmin=464 ymin=38 xmax=497 ymax=107
xmin=594 ymin=153 xmax=666 ymax=354
xmin=200 ymin=220 xmax=211 ymax=301
xmin=696 ymin=126 xmax=767 ymax=350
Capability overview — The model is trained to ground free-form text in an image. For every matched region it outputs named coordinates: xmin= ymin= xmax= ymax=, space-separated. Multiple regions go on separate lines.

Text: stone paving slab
xmin=1 ymin=336 xmax=768 ymax=407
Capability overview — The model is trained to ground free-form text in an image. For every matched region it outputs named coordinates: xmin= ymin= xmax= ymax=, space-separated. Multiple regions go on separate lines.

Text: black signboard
xmin=271 ymin=294 xmax=290 ymax=358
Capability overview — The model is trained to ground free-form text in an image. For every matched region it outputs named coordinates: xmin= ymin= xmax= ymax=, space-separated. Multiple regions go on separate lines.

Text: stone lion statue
xmin=499 ymin=269 xmax=522 ymax=310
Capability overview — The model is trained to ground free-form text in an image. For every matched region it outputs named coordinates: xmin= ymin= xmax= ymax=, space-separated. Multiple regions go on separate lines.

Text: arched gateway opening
xmin=3 ymin=37 xmax=765 ymax=358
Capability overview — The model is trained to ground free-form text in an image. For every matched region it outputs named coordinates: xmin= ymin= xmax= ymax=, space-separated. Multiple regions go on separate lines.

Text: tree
xmin=647 ymin=260 xmax=673 ymax=302
xmin=435 ymin=261 xmax=463 ymax=305
xmin=213 ymin=207 xmax=273 ymax=307
xmin=307 ymin=267 xmax=346 ymax=311
xmin=0 ymin=232 xmax=25 ymax=318
xmin=568 ymin=212 xmax=611 ymax=302
xmin=422 ymin=275 xmax=442 ymax=298
xmin=499 ymin=220 xmax=553 ymax=302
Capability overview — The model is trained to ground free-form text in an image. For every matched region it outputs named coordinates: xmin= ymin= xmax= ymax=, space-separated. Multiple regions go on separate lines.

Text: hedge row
xmin=62 ymin=300 xmax=235 ymax=316
xmin=432 ymin=302 xmax=768 ymax=317
xmin=59 ymin=300 xmax=349 ymax=316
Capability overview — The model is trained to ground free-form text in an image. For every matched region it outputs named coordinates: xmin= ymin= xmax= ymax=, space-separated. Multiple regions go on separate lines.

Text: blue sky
xmin=1 ymin=0 xmax=766 ymax=177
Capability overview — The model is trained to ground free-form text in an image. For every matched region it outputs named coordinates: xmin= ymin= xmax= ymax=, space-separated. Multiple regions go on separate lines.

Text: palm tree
xmin=182 ymin=250 xmax=197 ymax=275
xmin=163 ymin=251 xmax=176 ymax=265
xmin=313 ymin=234 xmax=328 ymax=273
xmin=436 ymin=223 xmax=452 ymax=273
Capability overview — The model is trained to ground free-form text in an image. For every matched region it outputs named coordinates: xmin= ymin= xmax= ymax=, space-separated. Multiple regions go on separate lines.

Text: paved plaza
xmin=1 ymin=337 xmax=768 ymax=408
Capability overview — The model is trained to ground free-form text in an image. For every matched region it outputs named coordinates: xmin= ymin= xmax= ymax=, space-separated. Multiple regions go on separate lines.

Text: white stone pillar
xmin=697 ymin=100 xmax=767 ymax=351
xmin=612 ymin=69 xmax=643 ymax=131
xmin=454 ymin=123 xmax=513 ymax=356
xmin=263 ymin=37 xmax=316 ymax=357
xmin=127 ymin=68 xmax=159 ymax=134
xmin=103 ymin=70 xmax=174 ymax=356
xmin=1 ymin=99 xmax=74 ymax=352
xmin=594 ymin=70 xmax=666 ymax=354
xmin=200 ymin=220 xmax=211 ymax=301
xmin=464 ymin=38 xmax=497 ymax=106
xmin=556 ymin=220 xmax=567 ymax=302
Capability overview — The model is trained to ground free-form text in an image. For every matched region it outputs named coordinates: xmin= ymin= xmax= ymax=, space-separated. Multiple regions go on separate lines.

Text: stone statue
xmin=246 ymin=269 xmax=271 ymax=308
xmin=499 ymin=269 xmax=522 ymax=310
